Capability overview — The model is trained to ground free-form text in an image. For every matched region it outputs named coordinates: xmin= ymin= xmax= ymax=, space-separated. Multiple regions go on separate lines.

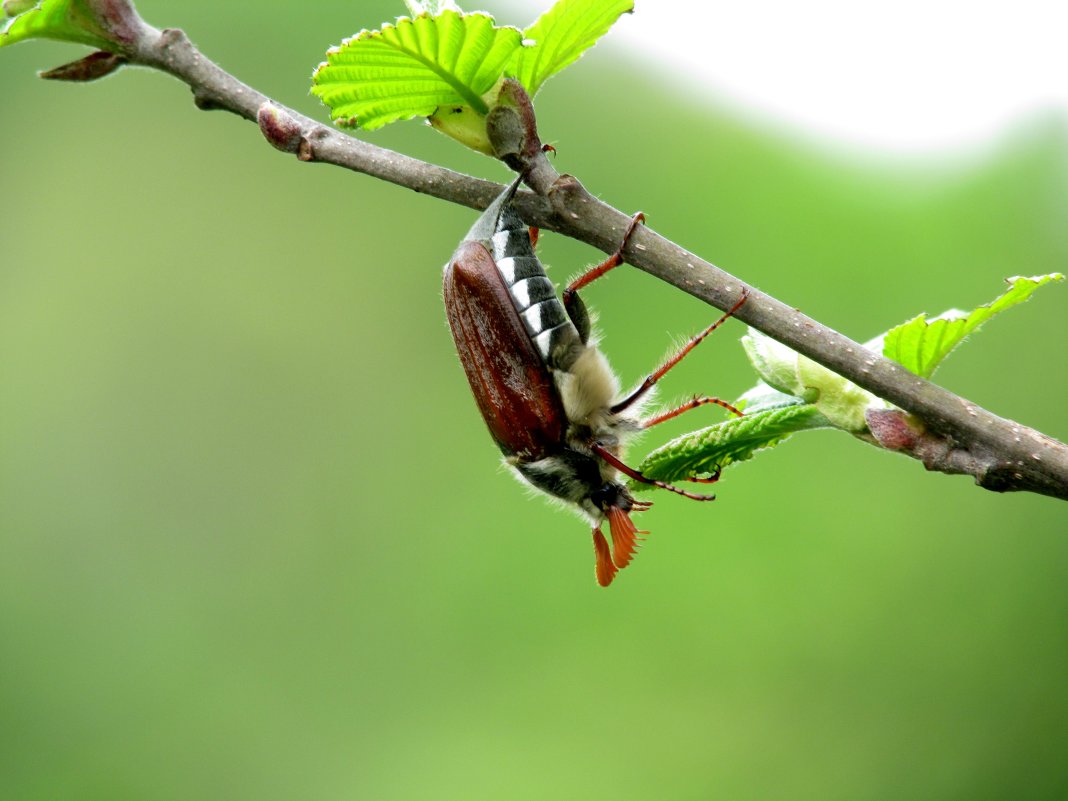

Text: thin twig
xmin=41 ymin=4 xmax=1068 ymax=501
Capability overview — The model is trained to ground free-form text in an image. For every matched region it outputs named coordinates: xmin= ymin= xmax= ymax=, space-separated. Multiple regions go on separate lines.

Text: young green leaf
xmin=735 ymin=382 xmax=810 ymax=415
xmin=882 ymin=273 xmax=1064 ymax=378
xmin=0 ymin=0 xmax=116 ymax=50
xmin=741 ymin=328 xmax=884 ymax=432
xmin=311 ymin=11 xmax=524 ymax=133
xmin=311 ymin=1 xmax=634 ymax=150
xmin=635 ymin=402 xmax=832 ymax=486
xmin=512 ymin=0 xmax=634 ymax=96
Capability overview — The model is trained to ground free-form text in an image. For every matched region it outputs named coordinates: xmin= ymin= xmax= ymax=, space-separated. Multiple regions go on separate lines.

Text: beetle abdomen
xmin=489 ymin=206 xmax=581 ymax=369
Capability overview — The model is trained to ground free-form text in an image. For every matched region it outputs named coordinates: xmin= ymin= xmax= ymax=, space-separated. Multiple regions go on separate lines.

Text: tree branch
xmin=37 ymin=2 xmax=1068 ymax=501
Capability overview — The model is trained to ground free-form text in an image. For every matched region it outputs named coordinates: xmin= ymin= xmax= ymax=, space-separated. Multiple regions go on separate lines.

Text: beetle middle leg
xmin=642 ymin=396 xmax=743 ymax=428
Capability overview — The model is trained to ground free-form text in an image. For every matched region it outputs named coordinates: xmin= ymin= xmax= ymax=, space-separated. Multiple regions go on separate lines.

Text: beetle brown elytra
xmin=443 ymin=177 xmax=747 ymax=586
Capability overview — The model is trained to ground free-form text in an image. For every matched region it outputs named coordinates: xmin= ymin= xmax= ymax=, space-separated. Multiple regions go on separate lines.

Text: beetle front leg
xmin=562 ymin=212 xmax=646 ymax=344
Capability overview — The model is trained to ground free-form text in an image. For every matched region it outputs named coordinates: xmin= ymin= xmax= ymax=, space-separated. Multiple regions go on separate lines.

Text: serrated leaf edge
xmin=635 ymin=403 xmax=833 ymax=485
xmin=883 ymin=272 xmax=1064 ymax=378
xmin=311 ymin=11 xmax=525 ymax=126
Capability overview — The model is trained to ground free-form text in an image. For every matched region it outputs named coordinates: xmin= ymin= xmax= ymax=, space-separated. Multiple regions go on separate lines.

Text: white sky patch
xmin=498 ymin=0 xmax=1068 ymax=154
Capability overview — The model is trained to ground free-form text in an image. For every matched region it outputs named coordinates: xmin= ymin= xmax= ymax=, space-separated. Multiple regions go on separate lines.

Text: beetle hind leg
xmin=562 ymin=212 xmax=646 ymax=344
xmin=612 ymin=289 xmax=749 ymax=415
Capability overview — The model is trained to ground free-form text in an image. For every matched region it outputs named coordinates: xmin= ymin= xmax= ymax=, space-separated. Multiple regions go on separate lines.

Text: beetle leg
xmin=562 ymin=212 xmax=646 ymax=344
xmin=611 ymin=289 xmax=749 ymax=415
xmin=642 ymin=396 xmax=743 ymax=428
xmin=563 ymin=212 xmax=646 ymax=297
xmin=684 ymin=470 xmax=721 ymax=485
xmin=590 ymin=442 xmax=716 ymax=502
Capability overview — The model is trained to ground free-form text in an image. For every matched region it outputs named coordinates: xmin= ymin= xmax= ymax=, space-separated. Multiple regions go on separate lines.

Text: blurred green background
xmin=2 ymin=2 xmax=1066 ymax=799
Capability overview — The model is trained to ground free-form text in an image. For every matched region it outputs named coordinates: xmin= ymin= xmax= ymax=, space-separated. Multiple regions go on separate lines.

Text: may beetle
xmin=443 ymin=177 xmax=746 ymax=586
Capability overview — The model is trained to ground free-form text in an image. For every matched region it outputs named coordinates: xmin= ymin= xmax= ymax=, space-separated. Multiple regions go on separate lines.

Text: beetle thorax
xmin=555 ymin=345 xmax=619 ymax=426
xmin=554 ymin=343 xmax=642 ymax=457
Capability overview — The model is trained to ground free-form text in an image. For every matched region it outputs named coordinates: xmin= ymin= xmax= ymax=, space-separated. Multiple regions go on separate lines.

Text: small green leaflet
xmin=635 ymin=402 xmax=832 ymax=486
xmin=1 ymin=0 xmax=116 ymax=50
xmin=882 ymin=273 xmax=1064 ymax=378
xmin=311 ymin=0 xmax=633 ymax=145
